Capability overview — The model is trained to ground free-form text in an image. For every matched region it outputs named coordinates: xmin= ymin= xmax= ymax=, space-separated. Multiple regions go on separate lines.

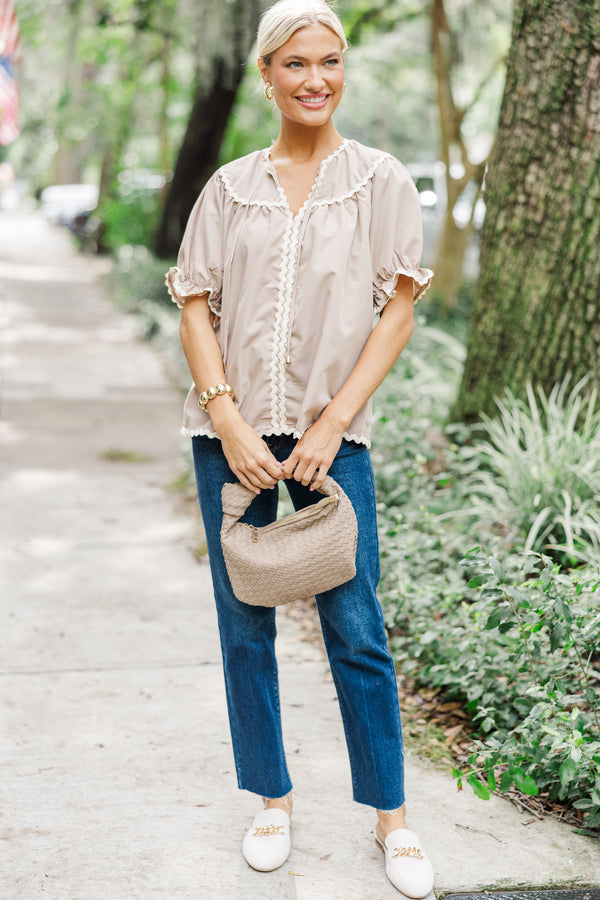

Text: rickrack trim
xmin=266 ymin=143 xmax=347 ymax=431
xmin=218 ymin=167 xmax=287 ymax=210
xmin=269 ymin=212 xmax=298 ymax=430
xmin=312 ymin=153 xmax=392 ymax=208
xmin=219 ymin=140 xmax=361 ymax=211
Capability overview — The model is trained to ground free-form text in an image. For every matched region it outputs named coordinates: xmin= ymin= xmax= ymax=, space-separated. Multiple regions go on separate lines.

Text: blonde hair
xmin=257 ymin=0 xmax=348 ymax=65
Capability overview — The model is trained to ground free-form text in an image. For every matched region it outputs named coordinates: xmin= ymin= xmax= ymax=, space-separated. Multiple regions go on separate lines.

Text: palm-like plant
xmin=466 ymin=378 xmax=600 ymax=563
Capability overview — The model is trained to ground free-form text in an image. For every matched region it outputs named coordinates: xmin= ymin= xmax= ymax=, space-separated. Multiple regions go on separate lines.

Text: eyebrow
xmin=281 ymin=53 xmax=341 ymax=62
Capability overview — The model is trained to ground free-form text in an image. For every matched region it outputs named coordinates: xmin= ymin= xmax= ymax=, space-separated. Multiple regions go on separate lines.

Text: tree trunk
xmin=433 ymin=208 xmax=476 ymax=307
xmin=452 ymin=0 xmax=600 ymax=422
xmin=430 ymin=0 xmax=489 ymax=312
xmin=52 ymin=0 xmax=85 ymax=184
xmin=155 ymin=0 xmax=266 ymax=259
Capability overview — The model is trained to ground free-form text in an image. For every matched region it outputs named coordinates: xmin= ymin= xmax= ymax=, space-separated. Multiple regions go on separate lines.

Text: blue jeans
xmin=192 ymin=434 xmax=405 ymax=810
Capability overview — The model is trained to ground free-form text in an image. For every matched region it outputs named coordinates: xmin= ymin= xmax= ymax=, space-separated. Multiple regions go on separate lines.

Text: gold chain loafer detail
xmin=375 ymin=828 xmax=434 ymax=898
xmin=242 ymin=808 xmax=291 ymax=872
xmin=392 ymin=846 xmax=424 ymax=859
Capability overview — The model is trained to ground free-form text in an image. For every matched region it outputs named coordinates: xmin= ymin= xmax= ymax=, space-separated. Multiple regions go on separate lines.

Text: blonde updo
xmin=257 ymin=0 xmax=348 ymax=66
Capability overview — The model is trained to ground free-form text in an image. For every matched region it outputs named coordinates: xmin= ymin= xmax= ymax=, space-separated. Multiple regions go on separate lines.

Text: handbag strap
xmin=221 ymin=474 xmax=339 ymax=524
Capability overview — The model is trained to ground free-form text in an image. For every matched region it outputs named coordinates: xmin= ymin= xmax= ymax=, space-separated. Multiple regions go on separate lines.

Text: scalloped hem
xmin=165 ymin=267 xmax=222 ymax=315
xmin=182 ymin=425 xmax=371 ymax=449
xmin=373 ymin=265 xmax=434 ymax=312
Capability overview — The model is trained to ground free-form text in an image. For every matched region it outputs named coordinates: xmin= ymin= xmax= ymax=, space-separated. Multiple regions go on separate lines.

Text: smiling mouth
xmin=296 ymin=94 xmax=330 ymax=106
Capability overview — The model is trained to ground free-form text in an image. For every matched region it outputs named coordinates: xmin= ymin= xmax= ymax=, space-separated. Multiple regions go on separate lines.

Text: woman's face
xmin=260 ymin=24 xmax=345 ymax=128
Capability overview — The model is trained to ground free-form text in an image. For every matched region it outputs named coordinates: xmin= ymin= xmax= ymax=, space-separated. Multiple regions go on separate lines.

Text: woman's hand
xmin=280 ymin=412 xmax=345 ymax=491
xmin=178 ymin=296 xmax=283 ymax=493
xmin=218 ymin=411 xmax=284 ymax=493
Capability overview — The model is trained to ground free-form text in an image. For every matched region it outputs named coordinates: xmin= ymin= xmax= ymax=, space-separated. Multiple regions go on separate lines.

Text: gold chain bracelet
xmin=198 ymin=383 xmax=234 ymax=410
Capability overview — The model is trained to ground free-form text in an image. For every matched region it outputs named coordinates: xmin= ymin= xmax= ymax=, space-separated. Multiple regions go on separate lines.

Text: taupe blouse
xmin=166 ymin=138 xmax=432 ymax=447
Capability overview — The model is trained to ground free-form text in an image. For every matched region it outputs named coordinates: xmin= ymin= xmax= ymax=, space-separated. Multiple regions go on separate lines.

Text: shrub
xmin=99 ymin=174 xmax=164 ymax=253
xmin=463 ymin=378 xmax=600 ymax=565
xmin=454 ymin=548 xmax=600 ymax=835
xmin=372 ymin=345 xmax=600 ymax=834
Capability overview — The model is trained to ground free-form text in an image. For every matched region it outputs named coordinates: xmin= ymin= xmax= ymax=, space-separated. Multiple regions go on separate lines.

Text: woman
xmin=166 ymin=1 xmax=434 ymax=895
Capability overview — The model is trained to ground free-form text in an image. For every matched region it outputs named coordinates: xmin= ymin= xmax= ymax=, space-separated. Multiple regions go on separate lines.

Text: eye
xmin=286 ymin=61 xmax=302 ymax=69
xmin=324 ymin=58 xmax=340 ymax=66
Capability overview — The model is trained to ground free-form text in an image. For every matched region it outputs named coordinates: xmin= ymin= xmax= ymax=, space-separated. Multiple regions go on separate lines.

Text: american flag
xmin=0 ymin=0 xmax=21 ymax=145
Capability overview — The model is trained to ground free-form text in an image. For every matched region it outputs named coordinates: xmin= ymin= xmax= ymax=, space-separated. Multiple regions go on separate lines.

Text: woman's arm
xmin=179 ymin=295 xmax=283 ymax=493
xmin=281 ymin=275 xmax=415 ymax=489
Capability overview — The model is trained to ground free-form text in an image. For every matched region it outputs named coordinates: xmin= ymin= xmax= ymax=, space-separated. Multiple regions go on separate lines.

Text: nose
xmin=304 ymin=64 xmax=325 ymax=91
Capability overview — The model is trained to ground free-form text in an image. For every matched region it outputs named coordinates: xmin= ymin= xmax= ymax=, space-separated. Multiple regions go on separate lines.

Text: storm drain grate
xmin=443 ymin=892 xmax=600 ymax=900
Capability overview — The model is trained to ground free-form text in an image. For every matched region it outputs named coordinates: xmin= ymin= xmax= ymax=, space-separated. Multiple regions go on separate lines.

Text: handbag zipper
xmin=244 ymin=494 xmax=338 ymax=543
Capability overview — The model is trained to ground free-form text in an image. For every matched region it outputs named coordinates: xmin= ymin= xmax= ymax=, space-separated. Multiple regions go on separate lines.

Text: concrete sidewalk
xmin=1 ymin=210 xmax=598 ymax=899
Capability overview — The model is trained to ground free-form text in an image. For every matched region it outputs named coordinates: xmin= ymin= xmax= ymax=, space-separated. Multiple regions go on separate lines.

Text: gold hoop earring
xmin=264 ymin=82 xmax=274 ymax=101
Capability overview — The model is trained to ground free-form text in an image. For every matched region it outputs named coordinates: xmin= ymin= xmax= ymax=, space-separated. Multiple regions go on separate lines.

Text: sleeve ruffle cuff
xmin=373 ymin=262 xmax=434 ymax=312
xmin=165 ymin=266 xmax=222 ymax=315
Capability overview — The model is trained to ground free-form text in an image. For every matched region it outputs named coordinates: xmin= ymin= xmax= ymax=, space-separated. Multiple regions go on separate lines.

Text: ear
xmin=257 ymin=58 xmax=269 ymax=83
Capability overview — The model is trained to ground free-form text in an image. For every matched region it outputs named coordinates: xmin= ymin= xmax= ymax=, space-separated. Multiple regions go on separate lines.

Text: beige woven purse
xmin=220 ymin=475 xmax=358 ymax=607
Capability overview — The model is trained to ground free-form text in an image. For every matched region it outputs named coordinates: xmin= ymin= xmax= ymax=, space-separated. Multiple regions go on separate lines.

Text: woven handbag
xmin=220 ymin=475 xmax=358 ymax=607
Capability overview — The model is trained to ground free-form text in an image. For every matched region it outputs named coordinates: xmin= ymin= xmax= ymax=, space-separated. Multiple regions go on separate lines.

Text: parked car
xmin=406 ymin=162 xmax=485 ymax=274
xmin=406 ymin=162 xmax=446 ymax=265
xmin=40 ymin=184 xmax=99 ymax=227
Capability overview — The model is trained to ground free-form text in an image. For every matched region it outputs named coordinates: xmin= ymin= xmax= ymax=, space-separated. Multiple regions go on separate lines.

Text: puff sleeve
xmin=370 ymin=157 xmax=433 ymax=312
xmin=165 ymin=171 xmax=225 ymax=313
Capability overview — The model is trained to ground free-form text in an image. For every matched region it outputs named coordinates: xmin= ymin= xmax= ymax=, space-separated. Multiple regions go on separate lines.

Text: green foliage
xmin=456 ymin=549 xmax=600 ymax=835
xmin=107 ymin=246 xmax=192 ymax=386
xmin=219 ymin=82 xmax=279 ymax=166
xmin=343 ymin=0 xmax=424 ymax=47
xmin=99 ymin=184 xmax=162 ymax=252
xmin=372 ymin=332 xmax=600 ymax=835
xmin=11 ymin=0 xmax=188 ymax=194
xmin=463 ymin=378 xmax=600 ymax=565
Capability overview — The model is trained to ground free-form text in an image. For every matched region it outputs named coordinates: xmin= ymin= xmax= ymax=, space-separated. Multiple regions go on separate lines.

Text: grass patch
xmin=192 ymin=541 xmax=209 ymax=561
xmin=100 ymin=447 xmax=153 ymax=463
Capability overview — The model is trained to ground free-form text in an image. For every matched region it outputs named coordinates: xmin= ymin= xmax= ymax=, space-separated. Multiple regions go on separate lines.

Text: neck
xmin=271 ymin=119 xmax=343 ymax=162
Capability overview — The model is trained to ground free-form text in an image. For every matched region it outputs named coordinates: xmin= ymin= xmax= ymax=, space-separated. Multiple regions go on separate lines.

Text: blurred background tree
xmin=154 ymin=0 xmax=268 ymax=258
xmin=430 ymin=0 xmax=499 ymax=312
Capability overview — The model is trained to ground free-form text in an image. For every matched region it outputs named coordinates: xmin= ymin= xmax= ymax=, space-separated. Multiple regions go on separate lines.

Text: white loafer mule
xmin=375 ymin=827 xmax=434 ymax=898
xmin=242 ymin=808 xmax=291 ymax=872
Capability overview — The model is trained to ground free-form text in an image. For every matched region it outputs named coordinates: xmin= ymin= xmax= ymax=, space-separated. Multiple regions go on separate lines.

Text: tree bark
xmin=155 ymin=0 xmax=266 ymax=259
xmin=452 ymin=0 xmax=600 ymax=422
